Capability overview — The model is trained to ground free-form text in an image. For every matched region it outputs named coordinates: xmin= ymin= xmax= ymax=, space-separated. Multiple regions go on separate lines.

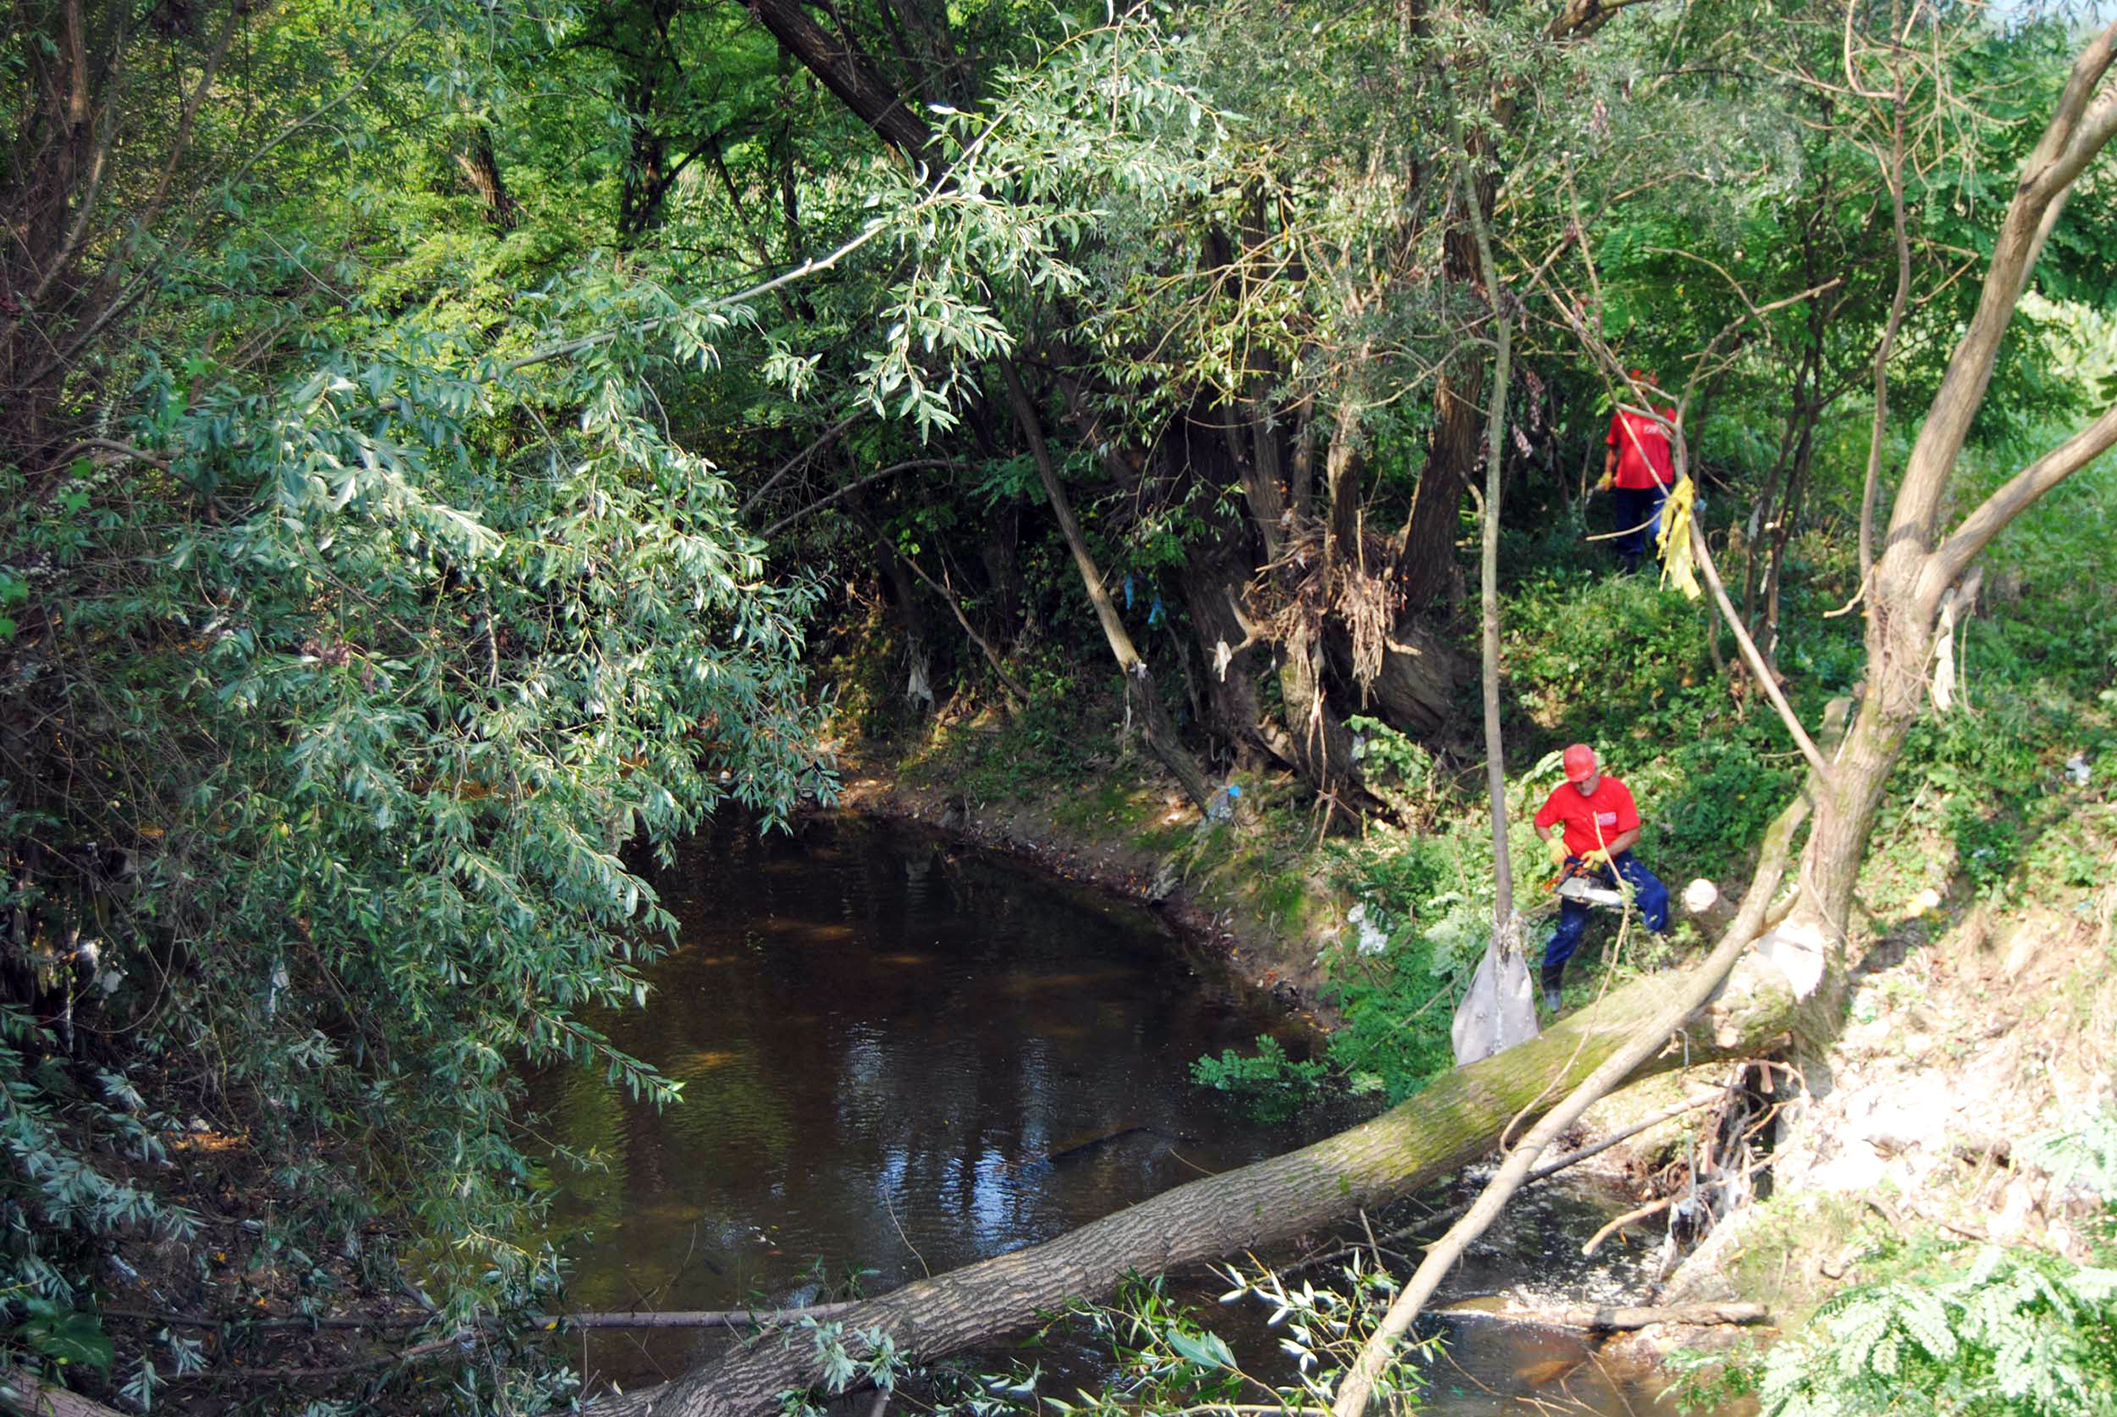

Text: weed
xmin=1190 ymin=1036 xmax=1330 ymax=1123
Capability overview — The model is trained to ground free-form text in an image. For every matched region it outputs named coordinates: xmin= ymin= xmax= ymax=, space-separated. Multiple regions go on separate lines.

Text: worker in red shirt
xmin=1599 ymin=372 xmax=1678 ymax=574
xmin=1531 ymin=743 xmax=1670 ymax=1012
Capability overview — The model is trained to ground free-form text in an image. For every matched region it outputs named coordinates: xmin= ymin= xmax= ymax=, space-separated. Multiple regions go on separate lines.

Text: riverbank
xmin=830 ymin=729 xmax=1356 ymax=1028
xmin=822 ymin=700 xmax=2117 ymax=1404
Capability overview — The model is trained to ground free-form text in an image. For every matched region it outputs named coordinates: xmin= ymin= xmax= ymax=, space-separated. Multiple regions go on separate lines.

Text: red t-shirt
xmin=1535 ymin=776 xmax=1641 ymax=858
xmin=1606 ymin=407 xmax=1676 ymax=490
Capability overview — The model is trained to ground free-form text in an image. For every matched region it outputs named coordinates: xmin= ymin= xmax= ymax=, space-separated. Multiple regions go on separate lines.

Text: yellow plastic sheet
xmin=1656 ymin=475 xmax=1701 ymax=601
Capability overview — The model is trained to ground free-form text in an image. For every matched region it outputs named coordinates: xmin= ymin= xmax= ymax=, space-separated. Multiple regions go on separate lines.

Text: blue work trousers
xmin=1612 ymin=484 xmax=1671 ymax=569
xmin=1545 ymin=852 xmax=1671 ymax=969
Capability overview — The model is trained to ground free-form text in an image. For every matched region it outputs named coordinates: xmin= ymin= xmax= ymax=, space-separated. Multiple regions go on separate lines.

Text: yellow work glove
xmin=1594 ymin=471 xmax=1614 ymax=494
xmin=1545 ymin=836 xmax=1569 ymax=867
xmin=1581 ymin=848 xmax=1612 ymax=868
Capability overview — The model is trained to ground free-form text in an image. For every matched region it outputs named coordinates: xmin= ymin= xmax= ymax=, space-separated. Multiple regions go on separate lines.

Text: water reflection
xmin=529 ymin=813 xmax=1702 ymax=1414
xmin=530 ymin=812 xmax=1337 ymax=1387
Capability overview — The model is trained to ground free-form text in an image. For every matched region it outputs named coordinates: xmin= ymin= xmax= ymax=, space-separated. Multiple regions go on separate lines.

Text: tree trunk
xmin=1393 ymin=181 xmax=1493 ymax=611
xmin=1394 ymin=368 xmax=1477 ymax=609
xmin=1276 ymin=619 xmax=1358 ymax=812
xmin=1361 ymin=618 xmax=1459 ymax=738
xmin=1177 ymin=522 xmax=1289 ymax=773
xmin=1789 ymin=16 xmax=2117 ymax=1042
xmin=1176 ymin=391 xmax=1361 ymax=801
xmin=453 ymin=121 xmax=519 ymax=231
xmin=976 ymin=495 xmax=1025 ymax=646
xmin=997 ymin=357 xmax=1216 ymax=809
xmin=583 ymin=955 xmax=1796 ymax=1417
xmin=744 ymin=0 xmax=938 ymax=164
xmin=1 ymin=1369 xmax=128 ymax=1417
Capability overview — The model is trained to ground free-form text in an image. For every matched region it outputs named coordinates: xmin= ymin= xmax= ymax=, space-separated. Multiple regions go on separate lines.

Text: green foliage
xmin=2024 ymin=1111 xmax=2117 ymax=1217
xmin=945 ymin=1264 xmax=1431 ymax=1416
xmin=1322 ymin=969 xmax=1464 ymax=1106
xmin=773 ymin=1320 xmax=907 ymax=1414
xmin=1190 ymin=1035 xmax=1329 ymax=1123
xmin=1346 ymin=717 xmax=1443 ymax=820
xmin=1 ymin=16 xmax=840 ymax=1376
xmin=1661 ymin=1338 xmax=1762 ymax=1416
xmin=0 ymin=1008 xmax=199 ymax=1368
xmin=1318 ymin=833 xmax=1487 ymax=1103
xmin=1759 ymin=1246 xmax=2117 ymax=1416
xmin=1759 ymin=1113 xmax=2117 ymax=1417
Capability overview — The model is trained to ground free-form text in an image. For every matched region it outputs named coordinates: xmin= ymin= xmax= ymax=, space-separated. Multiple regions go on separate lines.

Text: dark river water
xmin=533 ymin=813 xmax=1697 ymax=1413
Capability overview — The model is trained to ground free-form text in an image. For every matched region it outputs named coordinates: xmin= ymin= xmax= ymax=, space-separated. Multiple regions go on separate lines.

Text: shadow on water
xmin=527 ymin=813 xmax=1708 ymax=1414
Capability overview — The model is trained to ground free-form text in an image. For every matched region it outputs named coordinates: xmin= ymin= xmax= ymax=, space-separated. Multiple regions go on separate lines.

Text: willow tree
xmin=1 ymin=0 xmax=839 ymax=1395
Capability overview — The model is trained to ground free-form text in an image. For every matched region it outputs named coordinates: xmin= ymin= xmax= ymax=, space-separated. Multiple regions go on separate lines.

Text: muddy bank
xmin=830 ymin=756 xmax=1346 ymax=1027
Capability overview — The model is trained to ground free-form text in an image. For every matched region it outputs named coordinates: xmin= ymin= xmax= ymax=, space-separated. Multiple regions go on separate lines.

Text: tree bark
xmin=1394 ymin=368 xmax=1478 ymax=610
xmin=1465 ymin=149 xmax=1518 ymax=969
xmin=1392 ymin=164 xmax=1495 ymax=611
xmin=744 ymin=0 xmax=937 ymax=165
xmin=1177 ymin=520 xmax=1292 ymax=774
xmin=583 ymin=954 xmax=1796 ymax=1416
xmin=1362 ymin=619 xmax=1459 ymax=738
xmin=453 ymin=121 xmax=520 ymax=231
xmin=2 ymin=1369 xmax=130 ymax=1417
xmin=1276 ymin=619 xmax=1358 ymax=812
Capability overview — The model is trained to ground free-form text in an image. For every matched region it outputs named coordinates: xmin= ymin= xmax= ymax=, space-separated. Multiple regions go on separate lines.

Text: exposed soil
xmin=1591 ymin=868 xmax=2117 ymax=1376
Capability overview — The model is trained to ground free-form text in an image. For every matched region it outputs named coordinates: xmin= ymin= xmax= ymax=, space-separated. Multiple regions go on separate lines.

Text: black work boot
xmin=1540 ymin=959 xmax=1566 ymax=1014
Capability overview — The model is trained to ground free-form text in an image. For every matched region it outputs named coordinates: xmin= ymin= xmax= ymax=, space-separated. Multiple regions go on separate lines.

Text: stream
xmin=532 ymin=813 xmax=1698 ymax=1413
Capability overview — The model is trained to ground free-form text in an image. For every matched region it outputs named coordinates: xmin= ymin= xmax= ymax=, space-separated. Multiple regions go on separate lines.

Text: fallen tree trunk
xmin=585 ymin=952 xmax=1796 ymax=1417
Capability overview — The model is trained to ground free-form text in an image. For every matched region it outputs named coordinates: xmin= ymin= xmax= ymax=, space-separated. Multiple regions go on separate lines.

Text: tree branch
xmin=1924 ymin=400 xmax=2117 ymax=596
xmin=1886 ymin=19 xmax=2117 ymax=544
xmin=1688 ymin=519 xmax=1837 ymax=786
xmin=763 ymin=459 xmax=967 ymax=538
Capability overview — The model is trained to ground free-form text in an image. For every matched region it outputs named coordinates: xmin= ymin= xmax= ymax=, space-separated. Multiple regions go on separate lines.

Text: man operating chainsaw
xmin=1531 ymin=743 xmax=1670 ymax=1013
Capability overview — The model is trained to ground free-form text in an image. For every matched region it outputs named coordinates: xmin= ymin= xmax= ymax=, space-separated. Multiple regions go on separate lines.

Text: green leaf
xmin=1164 ymin=1325 xmax=1236 ymax=1370
xmin=21 ymin=1301 xmax=115 ymax=1374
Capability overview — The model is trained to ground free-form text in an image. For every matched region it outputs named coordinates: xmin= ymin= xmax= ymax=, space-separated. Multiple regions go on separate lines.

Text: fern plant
xmin=1759 ymin=1247 xmax=2117 ymax=1415
xmin=1760 ymin=1112 xmax=2117 ymax=1416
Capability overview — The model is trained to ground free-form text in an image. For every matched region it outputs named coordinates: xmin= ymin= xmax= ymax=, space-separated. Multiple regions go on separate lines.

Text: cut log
xmin=1445 ymin=1302 xmax=1769 ymax=1331
xmin=584 ymin=950 xmax=1796 ymax=1417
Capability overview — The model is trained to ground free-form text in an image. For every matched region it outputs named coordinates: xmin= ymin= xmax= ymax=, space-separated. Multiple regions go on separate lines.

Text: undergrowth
xmin=1719 ymin=1113 xmax=2117 ymax=1417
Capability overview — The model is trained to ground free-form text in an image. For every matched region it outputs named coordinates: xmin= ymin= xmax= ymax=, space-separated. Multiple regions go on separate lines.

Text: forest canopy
xmin=3 ymin=0 xmax=2114 ymax=1405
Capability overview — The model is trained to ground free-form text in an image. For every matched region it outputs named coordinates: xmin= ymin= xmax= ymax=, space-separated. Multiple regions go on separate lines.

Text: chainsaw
xmin=1548 ymin=859 xmax=1626 ymax=909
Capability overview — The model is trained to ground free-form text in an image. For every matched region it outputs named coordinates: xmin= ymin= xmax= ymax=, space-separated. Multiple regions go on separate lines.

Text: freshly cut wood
xmin=584 ymin=951 xmax=1795 ymax=1417
xmin=1446 ymin=1302 xmax=1768 ymax=1331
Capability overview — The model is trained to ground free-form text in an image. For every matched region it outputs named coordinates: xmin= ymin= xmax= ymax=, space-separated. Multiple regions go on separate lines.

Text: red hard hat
xmin=1563 ymin=744 xmax=1599 ymax=782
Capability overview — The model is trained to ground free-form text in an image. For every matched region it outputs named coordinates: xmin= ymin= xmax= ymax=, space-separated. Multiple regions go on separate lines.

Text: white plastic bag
xmin=1451 ymin=928 xmax=1539 ymax=1067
